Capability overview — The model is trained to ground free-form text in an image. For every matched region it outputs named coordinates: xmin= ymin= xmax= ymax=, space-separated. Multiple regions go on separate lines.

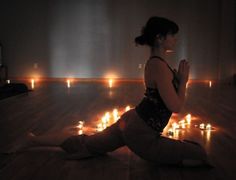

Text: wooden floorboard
xmin=0 ymin=81 xmax=235 ymax=180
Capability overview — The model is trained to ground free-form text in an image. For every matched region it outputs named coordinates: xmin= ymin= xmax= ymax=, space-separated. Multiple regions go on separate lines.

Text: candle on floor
xmin=97 ymin=123 xmax=103 ymax=132
xmin=125 ymin=105 xmax=131 ymax=112
xmin=186 ymin=114 xmax=191 ymax=124
xmin=172 ymin=122 xmax=179 ymax=130
xmin=206 ymin=123 xmax=211 ymax=130
xmin=67 ymin=80 xmax=71 ymax=88
xmin=200 ymin=123 xmax=205 ymax=130
xmin=77 ymin=121 xmax=84 ymax=129
xmin=209 ymin=81 xmax=212 ymax=88
xmin=167 ymin=128 xmax=174 ymax=137
xmin=113 ymin=109 xmax=119 ymax=123
xmin=108 ymin=79 xmax=113 ymax=88
xmin=31 ymin=79 xmax=35 ymax=89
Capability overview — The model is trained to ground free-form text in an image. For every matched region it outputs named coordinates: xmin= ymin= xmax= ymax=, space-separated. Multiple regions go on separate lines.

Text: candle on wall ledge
xmin=209 ymin=81 xmax=212 ymax=88
xmin=108 ymin=79 xmax=113 ymax=88
xmin=6 ymin=79 xmax=10 ymax=84
xmin=67 ymin=79 xmax=71 ymax=88
xmin=31 ymin=79 xmax=35 ymax=89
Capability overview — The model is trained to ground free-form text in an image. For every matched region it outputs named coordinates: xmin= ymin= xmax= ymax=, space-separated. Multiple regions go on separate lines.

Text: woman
xmin=15 ymin=17 xmax=207 ymax=166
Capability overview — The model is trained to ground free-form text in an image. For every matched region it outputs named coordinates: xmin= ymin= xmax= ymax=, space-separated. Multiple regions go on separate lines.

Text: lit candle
xmin=206 ymin=123 xmax=211 ymax=130
xmin=209 ymin=81 xmax=212 ymax=88
xmin=200 ymin=123 xmax=205 ymax=130
xmin=178 ymin=119 xmax=185 ymax=124
xmin=186 ymin=114 xmax=191 ymax=124
xmin=113 ymin=109 xmax=119 ymax=122
xmin=31 ymin=79 xmax=35 ymax=89
xmin=125 ymin=105 xmax=131 ymax=112
xmin=78 ymin=130 xmax=83 ymax=135
xmin=172 ymin=122 xmax=179 ymax=130
xmin=67 ymin=79 xmax=71 ymax=88
xmin=6 ymin=79 xmax=10 ymax=84
xmin=77 ymin=121 xmax=84 ymax=129
xmin=109 ymin=79 xmax=113 ymax=88
xmin=97 ymin=123 xmax=103 ymax=132
xmin=167 ymin=128 xmax=174 ymax=137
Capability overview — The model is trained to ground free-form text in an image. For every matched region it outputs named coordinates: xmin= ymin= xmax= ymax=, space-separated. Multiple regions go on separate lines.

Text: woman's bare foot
xmin=8 ymin=132 xmax=37 ymax=153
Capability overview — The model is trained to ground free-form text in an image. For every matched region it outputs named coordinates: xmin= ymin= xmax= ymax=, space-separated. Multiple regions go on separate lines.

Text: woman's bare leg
xmin=9 ymin=128 xmax=78 ymax=153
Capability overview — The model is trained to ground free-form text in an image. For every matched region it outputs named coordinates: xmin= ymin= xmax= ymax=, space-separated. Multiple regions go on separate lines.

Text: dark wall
xmin=0 ymin=0 xmax=235 ymax=79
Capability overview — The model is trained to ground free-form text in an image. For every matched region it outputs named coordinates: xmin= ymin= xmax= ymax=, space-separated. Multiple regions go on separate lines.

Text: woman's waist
xmin=135 ymin=97 xmax=172 ymax=132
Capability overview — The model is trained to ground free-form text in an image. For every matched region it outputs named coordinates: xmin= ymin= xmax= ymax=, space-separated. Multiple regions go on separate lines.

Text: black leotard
xmin=135 ymin=56 xmax=180 ymax=133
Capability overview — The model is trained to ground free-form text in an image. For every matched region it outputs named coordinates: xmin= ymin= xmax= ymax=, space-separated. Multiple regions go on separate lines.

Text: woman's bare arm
xmin=149 ymin=60 xmax=189 ymax=112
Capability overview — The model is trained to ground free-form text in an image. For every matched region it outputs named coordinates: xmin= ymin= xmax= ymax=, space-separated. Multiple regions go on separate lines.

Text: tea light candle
xmin=109 ymin=79 xmax=113 ymax=88
xmin=125 ymin=106 xmax=131 ymax=112
xmin=78 ymin=130 xmax=83 ymax=135
xmin=167 ymin=128 xmax=174 ymax=137
xmin=206 ymin=123 xmax=211 ymax=130
xmin=186 ymin=114 xmax=191 ymax=124
xmin=31 ymin=79 xmax=35 ymax=89
xmin=200 ymin=123 xmax=205 ymax=130
xmin=209 ymin=81 xmax=212 ymax=88
xmin=67 ymin=80 xmax=71 ymax=88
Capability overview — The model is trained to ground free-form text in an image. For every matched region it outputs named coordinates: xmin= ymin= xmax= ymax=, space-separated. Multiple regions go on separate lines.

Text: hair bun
xmin=134 ymin=35 xmax=146 ymax=46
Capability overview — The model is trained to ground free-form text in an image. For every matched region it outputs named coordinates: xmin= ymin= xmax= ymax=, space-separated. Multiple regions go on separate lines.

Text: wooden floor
xmin=0 ymin=80 xmax=236 ymax=180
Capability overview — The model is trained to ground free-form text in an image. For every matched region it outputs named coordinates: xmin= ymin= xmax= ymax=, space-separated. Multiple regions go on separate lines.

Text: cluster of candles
xmin=166 ymin=114 xmax=212 ymax=137
xmin=76 ymin=121 xmax=84 ymax=135
xmin=96 ymin=106 xmax=131 ymax=132
xmin=74 ymin=105 xmax=131 ymax=135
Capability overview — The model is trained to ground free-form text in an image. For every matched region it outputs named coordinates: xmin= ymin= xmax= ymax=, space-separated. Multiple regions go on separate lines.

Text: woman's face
xmin=161 ymin=33 xmax=177 ymax=51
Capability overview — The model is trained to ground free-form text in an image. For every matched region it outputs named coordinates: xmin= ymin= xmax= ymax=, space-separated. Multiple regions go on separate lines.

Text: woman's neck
xmin=150 ymin=47 xmax=166 ymax=60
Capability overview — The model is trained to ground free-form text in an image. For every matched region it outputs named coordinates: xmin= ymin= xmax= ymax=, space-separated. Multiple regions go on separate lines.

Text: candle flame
xmin=67 ymin=79 xmax=71 ymax=88
xmin=125 ymin=106 xmax=131 ymax=112
xmin=108 ymin=79 xmax=113 ymax=88
xmin=31 ymin=79 xmax=35 ymax=89
xmin=209 ymin=81 xmax=212 ymax=87
xmin=186 ymin=114 xmax=191 ymax=124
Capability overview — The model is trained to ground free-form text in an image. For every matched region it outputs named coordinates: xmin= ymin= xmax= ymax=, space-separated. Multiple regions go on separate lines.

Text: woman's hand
xmin=177 ymin=59 xmax=190 ymax=84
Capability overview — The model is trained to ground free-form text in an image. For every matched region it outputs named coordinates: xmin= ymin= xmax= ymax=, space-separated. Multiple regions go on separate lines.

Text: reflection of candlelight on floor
xmin=206 ymin=130 xmax=211 ymax=142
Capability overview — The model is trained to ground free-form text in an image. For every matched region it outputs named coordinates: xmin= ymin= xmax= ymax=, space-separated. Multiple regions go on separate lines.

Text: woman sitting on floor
xmin=12 ymin=16 xmax=208 ymax=167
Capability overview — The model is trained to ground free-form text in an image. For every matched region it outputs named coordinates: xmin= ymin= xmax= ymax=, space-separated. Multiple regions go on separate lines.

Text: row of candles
xmin=75 ymin=106 xmax=131 ymax=135
xmin=5 ymin=79 xmax=113 ymax=89
xmin=5 ymin=79 xmax=213 ymax=89
xmin=74 ymin=106 xmax=213 ymax=140
xmin=166 ymin=113 xmax=213 ymax=138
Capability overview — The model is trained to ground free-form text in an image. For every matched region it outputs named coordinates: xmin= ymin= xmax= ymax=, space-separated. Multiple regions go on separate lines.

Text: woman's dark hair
xmin=135 ymin=16 xmax=179 ymax=47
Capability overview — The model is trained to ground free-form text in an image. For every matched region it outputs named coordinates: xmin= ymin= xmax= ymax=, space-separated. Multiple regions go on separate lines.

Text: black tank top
xmin=135 ymin=56 xmax=180 ymax=133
